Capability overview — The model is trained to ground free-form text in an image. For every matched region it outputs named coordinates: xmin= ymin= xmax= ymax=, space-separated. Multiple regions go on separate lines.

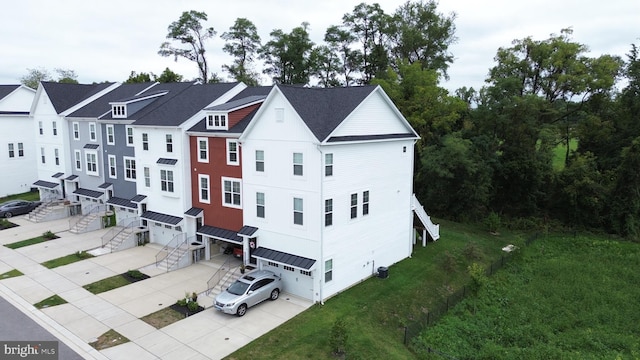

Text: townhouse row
xmin=4 ymin=80 xmax=440 ymax=302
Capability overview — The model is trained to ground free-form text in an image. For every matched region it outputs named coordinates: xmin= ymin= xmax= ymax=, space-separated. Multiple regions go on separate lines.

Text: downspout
xmin=409 ymin=139 xmax=418 ymax=257
xmin=317 ymin=143 xmax=325 ymax=305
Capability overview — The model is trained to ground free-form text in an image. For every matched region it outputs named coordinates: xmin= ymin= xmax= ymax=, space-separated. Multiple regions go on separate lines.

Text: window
xmin=363 ymin=190 xmax=370 ymax=216
xmin=38 ymin=121 xmax=43 ymax=135
xmin=161 ymin=170 xmax=174 ymax=193
xmin=8 ymin=144 xmax=14 ymax=158
xmin=123 ymin=157 xmax=136 ymax=181
xmin=199 ymin=174 xmax=210 ymax=203
xmin=89 ymin=123 xmax=97 ymax=141
xmin=142 ymin=133 xmax=149 ymax=151
xmin=255 ymin=150 xmax=264 ymax=172
xmin=256 ymin=192 xmax=265 ymax=218
xmin=52 ymin=121 xmax=57 ymax=136
xmin=293 ymin=152 xmax=303 ymax=176
xmin=350 ymin=193 xmax=358 ymax=219
xmin=106 ymin=125 xmax=115 ymax=145
xmin=325 ymin=259 xmax=333 ymax=283
xmin=72 ymin=122 xmax=79 ymax=140
xmin=198 ymin=138 xmax=208 ymax=162
xmin=275 ymin=108 xmax=284 ymax=122
xmin=143 ymin=167 xmax=150 ymax=187
xmin=284 ymin=265 xmax=294 ymax=272
xmin=222 ymin=178 xmax=241 ymax=207
xmin=40 ymin=147 xmax=45 ymax=164
xmin=126 ymin=126 xmax=134 ymax=146
xmin=85 ymin=151 xmax=98 ymax=175
xmin=166 ymin=134 xmax=173 ymax=153
xmin=54 ymin=148 xmax=59 ymax=165
xmin=325 ymin=153 xmax=333 ymax=176
xmin=325 ymin=199 xmax=333 ymax=226
xmin=108 ymin=155 xmax=117 ymax=178
xmin=74 ymin=150 xmax=81 ymax=170
xmin=403 ymin=146 xmax=407 ymax=153
xmin=17 ymin=143 xmax=23 ymax=157
xmin=112 ymin=105 xmax=126 ymax=118
xmin=207 ymin=114 xmax=227 ymax=129
xmin=227 ymin=140 xmax=239 ymax=165
xmin=293 ymin=197 xmax=303 ymax=225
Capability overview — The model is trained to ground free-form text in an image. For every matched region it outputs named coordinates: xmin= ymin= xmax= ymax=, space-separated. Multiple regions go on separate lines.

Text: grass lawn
xmin=141 ymin=307 xmax=186 ymax=329
xmin=83 ymin=275 xmax=132 ymax=294
xmin=41 ymin=251 xmax=94 ymax=269
xmin=4 ymin=234 xmax=59 ymax=249
xmin=34 ymin=294 xmax=67 ymax=309
xmin=0 ymin=269 xmax=23 ymax=280
xmin=0 ymin=191 xmax=40 ymax=203
xmin=410 ymin=234 xmax=640 ymax=359
xmin=226 ymin=220 xmax=522 ymax=360
xmin=89 ymin=329 xmax=129 ymax=350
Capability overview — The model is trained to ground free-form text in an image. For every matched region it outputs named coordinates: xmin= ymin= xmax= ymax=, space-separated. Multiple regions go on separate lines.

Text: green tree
xmin=388 ymin=0 xmax=457 ymax=79
xmin=259 ymin=23 xmax=314 ymax=84
xmin=125 ymin=71 xmax=152 ymax=83
xmin=324 ymin=25 xmax=362 ymax=86
xmin=309 ymin=45 xmax=342 ymax=87
xmin=155 ymin=67 xmax=184 ymax=83
xmin=55 ymin=69 xmax=78 ymax=84
xmin=20 ymin=67 xmax=52 ymax=88
xmin=158 ymin=10 xmax=216 ymax=82
xmin=221 ymin=18 xmax=262 ymax=86
xmin=609 ymin=137 xmax=640 ymax=239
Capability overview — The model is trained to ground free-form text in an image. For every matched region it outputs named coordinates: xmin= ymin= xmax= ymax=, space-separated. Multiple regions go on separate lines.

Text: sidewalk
xmin=0 ymin=215 xmax=312 ymax=359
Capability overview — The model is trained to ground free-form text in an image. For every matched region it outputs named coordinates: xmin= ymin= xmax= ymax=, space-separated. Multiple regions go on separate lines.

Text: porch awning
xmin=33 ymin=180 xmax=59 ymax=189
xmin=184 ymin=207 xmax=203 ymax=217
xmin=252 ymin=247 xmax=316 ymax=270
xmin=73 ymin=188 xmax=103 ymax=199
xmin=106 ymin=197 xmax=137 ymax=209
xmin=197 ymin=225 xmax=242 ymax=244
xmin=141 ymin=211 xmax=182 ymax=225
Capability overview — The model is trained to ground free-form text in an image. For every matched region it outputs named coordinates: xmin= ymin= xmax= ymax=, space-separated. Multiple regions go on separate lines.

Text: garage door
xmin=262 ymin=263 xmax=314 ymax=300
xmin=150 ymin=223 xmax=181 ymax=246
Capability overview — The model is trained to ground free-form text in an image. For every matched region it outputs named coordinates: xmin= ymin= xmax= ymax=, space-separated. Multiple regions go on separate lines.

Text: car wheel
xmin=4 ymin=212 xmax=12 ymax=218
xmin=236 ymin=304 xmax=247 ymax=317
xmin=270 ymin=289 xmax=280 ymax=301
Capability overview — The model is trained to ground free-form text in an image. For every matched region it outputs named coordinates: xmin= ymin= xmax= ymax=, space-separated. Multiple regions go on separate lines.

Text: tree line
xmin=21 ymin=1 xmax=640 ymax=239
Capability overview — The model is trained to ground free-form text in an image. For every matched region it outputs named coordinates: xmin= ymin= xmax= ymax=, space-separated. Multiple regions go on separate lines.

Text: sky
xmin=1 ymin=0 xmax=638 ymax=93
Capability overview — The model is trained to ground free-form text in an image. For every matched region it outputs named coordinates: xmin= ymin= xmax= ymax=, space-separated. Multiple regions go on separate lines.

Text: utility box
xmin=377 ymin=266 xmax=389 ymax=279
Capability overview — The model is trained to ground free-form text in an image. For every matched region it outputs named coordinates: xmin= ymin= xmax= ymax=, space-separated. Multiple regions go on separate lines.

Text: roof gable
xmin=41 ymin=82 xmax=115 ymax=114
xmin=67 ymin=83 xmax=155 ymax=118
xmin=0 ymin=85 xmax=20 ymax=100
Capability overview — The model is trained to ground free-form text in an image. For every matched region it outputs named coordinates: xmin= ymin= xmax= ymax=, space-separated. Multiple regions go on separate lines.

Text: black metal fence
xmin=403 ymin=233 xmax=540 ymax=346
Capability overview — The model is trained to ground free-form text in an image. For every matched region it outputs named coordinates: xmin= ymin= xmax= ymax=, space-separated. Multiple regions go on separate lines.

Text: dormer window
xmin=112 ymin=105 xmax=127 ymax=118
xmin=206 ymin=113 xmax=227 ymax=130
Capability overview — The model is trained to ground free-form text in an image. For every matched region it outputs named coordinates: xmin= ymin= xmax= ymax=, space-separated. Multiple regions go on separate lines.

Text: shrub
xmin=187 ymin=300 xmax=199 ymax=312
xmin=176 ymin=298 xmax=187 ymax=307
xmin=42 ymin=230 xmax=56 ymax=239
xmin=484 ymin=212 xmax=501 ymax=233
xmin=462 ymin=241 xmax=484 ymax=261
xmin=126 ymin=269 xmax=145 ymax=279
xmin=440 ymin=251 xmax=458 ymax=273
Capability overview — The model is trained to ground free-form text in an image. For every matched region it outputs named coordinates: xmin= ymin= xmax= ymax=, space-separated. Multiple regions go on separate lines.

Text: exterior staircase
xmin=411 ymin=193 xmax=440 ymax=242
xmin=204 ymin=257 xmax=243 ymax=302
xmin=28 ymin=200 xmax=64 ymax=222
xmin=101 ymin=218 xmax=143 ymax=253
xmin=155 ymin=233 xmax=193 ymax=272
xmin=69 ymin=213 xmax=100 ymax=233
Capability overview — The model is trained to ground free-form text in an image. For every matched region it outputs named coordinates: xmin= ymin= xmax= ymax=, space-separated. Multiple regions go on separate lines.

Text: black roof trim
xmin=141 ymin=211 xmax=182 ymax=225
xmin=51 ymin=172 xmax=64 ymax=178
xmin=196 ymin=225 xmax=242 ymax=244
xmin=184 ymin=207 xmax=203 ymax=217
xmin=33 ymin=180 xmax=59 ymax=189
xmin=73 ymin=188 xmax=103 ymax=199
xmin=65 ymin=175 xmax=79 ymax=181
xmin=98 ymin=182 xmax=113 ymax=189
xmin=327 ymin=133 xmax=418 ymax=143
xmin=130 ymin=194 xmax=147 ymax=203
xmin=157 ymin=158 xmax=178 ymax=165
xmin=252 ymin=247 xmax=316 ymax=270
xmin=84 ymin=144 xmax=99 ymax=149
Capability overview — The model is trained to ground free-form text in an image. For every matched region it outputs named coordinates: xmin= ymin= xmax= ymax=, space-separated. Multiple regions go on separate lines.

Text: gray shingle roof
xmin=205 ymin=95 xmax=266 ymax=111
xmin=98 ymin=182 xmax=112 ymax=189
xmin=187 ymin=107 xmax=258 ymax=134
xmin=141 ymin=211 xmax=182 ymax=225
xmin=130 ymin=195 xmax=147 ymax=203
xmin=132 ymin=82 xmax=239 ymax=127
xmin=196 ymin=225 xmax=242 ymax=244
xmin=33 ymin=180 xmax=59 ymax=188
xmin=69 ymin=83 xmax=155 ymax=118
xmin=73 ymin=188 xmax=103 ymax=199
xmin=106 ymin=197 xmax=137 ymax=209
xmin=0 ymin=85 xmax=20 ymax=100
xmin=41 ymin=82 xmax=114 ymax=114
xmin=51 ymin=172 xmax=64 ymax=178
xmin=184 ymin=207 xmax=203 ymax=217
xmin=65 ymin=175 xmax=78 ymax=181
xmin=252 ymin=247 xmax=316 ymax=270
xmin=238 ymin=226 xmax=258 ymax=236
xmin=277 ymin=84 xmax=377 ymax=141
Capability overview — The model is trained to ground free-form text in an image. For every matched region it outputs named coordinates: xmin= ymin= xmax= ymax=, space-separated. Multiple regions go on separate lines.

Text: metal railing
xmin=412 ymin=194 xmax=440 ymax=240
xmin=155 ymin=233 xmax=193 ymax=272
xmin=68 ymin=204 xmax=107 ymax=232
xmin=101 ymin=217 xmax=142 ymax=251
xmin=28 ymin=198 xmax=63 ymax=221
xmin=206 ymin=256 xmax=235 ymax=295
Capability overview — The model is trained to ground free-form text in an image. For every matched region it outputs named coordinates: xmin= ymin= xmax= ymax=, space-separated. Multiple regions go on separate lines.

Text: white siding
xmin=331 ymin=91 xmax=411 ymax=137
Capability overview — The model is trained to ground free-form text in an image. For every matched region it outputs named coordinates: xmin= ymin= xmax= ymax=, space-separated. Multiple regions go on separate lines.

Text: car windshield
xmin=227 ymin=280 xmax=250 ymax=295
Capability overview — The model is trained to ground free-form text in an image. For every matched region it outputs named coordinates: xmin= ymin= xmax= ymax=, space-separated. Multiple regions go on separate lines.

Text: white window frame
xmin=226 ymin=139 xmax=239 ymax=166
xmin=325 ymin=259 xmax=333 ymax=283
xmin=198 ymin=174 xmax=210 ymax=204
xmin=85 ymin=150 xmax=98 ymax=176
xmin=72 ymin=122 xmax=80 ymax=140
xmin=143 ymin=167 xmax=150 ymax=188
xmin=256 ymin=192 xmax=265 ymax=218
xmin=160 ymin=169 xmax=175 ymax=193
xmin=221 ymin=177 xmax=242 ymax=209
xmin=52 ymin=121 xmax=57 ymax=136
xmin=54 ymin=148 xmax=59 ymax=166
xmin=350 ymin=193 xmax=358 ymax=219
xmin=293 ymin=197 xmax=303 ymax=225
xmin=255 ymin=150 xmax=264 ymax=172
xmin=325 ymin=199 xmax=333 ymax=227
xmin=206 ymin=113 xmax=227 ymax=130
xmin=293 ymin=152 xmax=303 ymax=176
xmin=197 ymin=137 xmax=208 ymax=162
xmin=17 ymin=143 xmax=24 ymax=157
xmin=363 ymin=190 xmax=370 ymax=216
xmin=89 ymin=122 xmax=97 ymax=141
xmin=108 ymin=155 xmax=117 ymax=179
xmin=275 ymin=108 xmax=284 ymax=122
xmin=112 ymin=105 xmax=126 ymax=118
xmin=123 ymin=156 xmax=136 ymax=182
xmin=325 ymin=153 xmax=333 ymax=177
xmin=8 ymin=143 xmax=14 ymax=158
xmin=142 ymin=133 xmax=149 ymax=151
xmin=106 ymin=125 xmax=115 ymax=145
xmin=38 ymin=121 xmax=43 ymax=135
xmin=125 ymin=126 xmax=134 ymax=147
xmin=166 ymin=134 xmax=173 ymax=153
xmin=74 ymin=150 xmax=81 ymax=170
xmin=40 ymin=147 xmax=45 ymax=163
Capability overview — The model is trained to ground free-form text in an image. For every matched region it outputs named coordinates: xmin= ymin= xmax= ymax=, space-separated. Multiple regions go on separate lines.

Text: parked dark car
xmin=0 ymin=200 xmax=41 ymax=218
xmin=214 ymin=270 xmax=282 ymax=316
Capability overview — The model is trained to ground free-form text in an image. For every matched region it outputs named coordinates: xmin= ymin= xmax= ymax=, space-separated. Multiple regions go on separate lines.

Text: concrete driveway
xmin=0 ymin=215 xmax=312 ymax=359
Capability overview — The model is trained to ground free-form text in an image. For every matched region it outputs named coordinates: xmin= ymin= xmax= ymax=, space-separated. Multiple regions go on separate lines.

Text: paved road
xmin=0 ymin=296 xmax=84 ymax=360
